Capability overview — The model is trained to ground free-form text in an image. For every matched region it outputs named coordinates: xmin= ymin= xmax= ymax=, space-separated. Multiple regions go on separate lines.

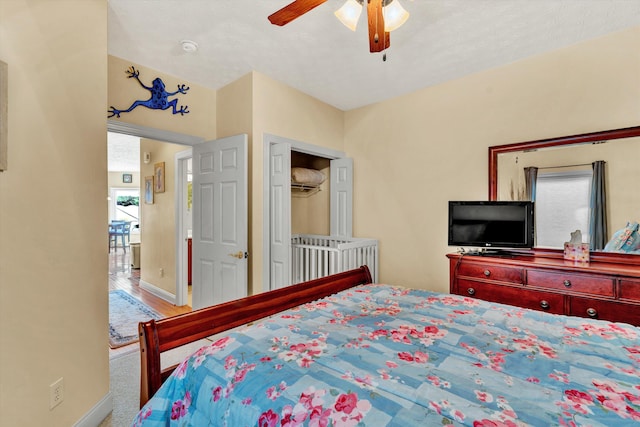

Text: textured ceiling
xmin=108 ymin=132 xmax=139 ymax=172
xmin=108 ymin=0 xmax=640 ymax=111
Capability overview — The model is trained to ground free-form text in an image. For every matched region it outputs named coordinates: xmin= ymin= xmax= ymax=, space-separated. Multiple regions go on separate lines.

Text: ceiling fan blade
xmin=268 ymin=0 xmax=328 ymax=26
xmin=367 ymin=0 xmax=390 ymax=52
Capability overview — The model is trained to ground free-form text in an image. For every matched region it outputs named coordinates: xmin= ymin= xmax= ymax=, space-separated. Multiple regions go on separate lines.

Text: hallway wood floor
xmin=109 ymin=249 xmax=191 ymax=357
xmin=109 ymin=249 xmax=191 ymax=317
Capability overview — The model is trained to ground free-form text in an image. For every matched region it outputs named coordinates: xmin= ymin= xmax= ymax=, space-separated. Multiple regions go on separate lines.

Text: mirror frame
xmin=488 ymin=125 xmax=640 ymax=264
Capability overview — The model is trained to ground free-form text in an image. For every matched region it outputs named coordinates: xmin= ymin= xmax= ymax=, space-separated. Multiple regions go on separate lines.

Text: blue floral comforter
xmin=133 ymin=284 xmax=640 ymax=426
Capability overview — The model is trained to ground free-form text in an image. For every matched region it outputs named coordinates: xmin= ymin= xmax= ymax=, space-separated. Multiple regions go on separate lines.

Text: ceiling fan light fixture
xmin=383 ymin=0 xmax=409 ymax=32
xmin=335 ymin=0 xmax=363 ymax=31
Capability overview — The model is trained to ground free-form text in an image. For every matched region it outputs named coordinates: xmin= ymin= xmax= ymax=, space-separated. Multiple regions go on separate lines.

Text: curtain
xmin=589 ymin=160 xmax=607 ymax=250
xmin=524 ymin=167 xmax=538 ymax=201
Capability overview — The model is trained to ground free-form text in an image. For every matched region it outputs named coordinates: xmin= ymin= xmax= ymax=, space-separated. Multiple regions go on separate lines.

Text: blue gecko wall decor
xmin=108 ymin=66 xmax=190 ymax=117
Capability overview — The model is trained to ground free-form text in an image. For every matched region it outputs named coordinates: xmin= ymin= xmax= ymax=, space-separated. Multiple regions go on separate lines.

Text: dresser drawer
xmin=619 ymin=279 xmax=640 ymax=303
xmin=448 ymin=252 xmax=640 ymax=326
xmin=569 ymin=296 xmax=640 ymax=326
xmin=527 ymin=270 xmax=614 ymax=297
xmin=457 ymin=279 xmax=564 ymax=314
xmin=457 ymin=263 xmax=523 ymax=284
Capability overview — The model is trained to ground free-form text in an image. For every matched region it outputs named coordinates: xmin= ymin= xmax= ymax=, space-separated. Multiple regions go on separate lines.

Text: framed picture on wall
xmin=154 ymin=162 xmax=165 ymax=193
xmin=145 ymin=176 xmax=154 ymax=204
xmin=122 ymin=173 xmax=132 ymax=183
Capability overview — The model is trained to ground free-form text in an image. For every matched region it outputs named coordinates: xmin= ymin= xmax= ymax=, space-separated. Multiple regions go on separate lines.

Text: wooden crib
xmin=291 ymin=234 xmax=378 ymax=284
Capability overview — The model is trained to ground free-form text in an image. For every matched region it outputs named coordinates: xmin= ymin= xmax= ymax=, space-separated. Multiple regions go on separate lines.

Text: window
xmin=535 ymin=170 xmax=592 ymax=248
xmin=112 ymin=188 xmax=140 ymax=227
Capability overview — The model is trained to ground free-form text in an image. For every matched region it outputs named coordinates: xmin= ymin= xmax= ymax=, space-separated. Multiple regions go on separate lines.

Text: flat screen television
xmin=448 ymin=201 xmax=535 ymax=250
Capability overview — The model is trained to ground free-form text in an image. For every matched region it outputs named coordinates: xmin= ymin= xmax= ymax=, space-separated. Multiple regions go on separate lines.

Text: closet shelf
xmin=291 ymin=182 xmax=321 ymax=197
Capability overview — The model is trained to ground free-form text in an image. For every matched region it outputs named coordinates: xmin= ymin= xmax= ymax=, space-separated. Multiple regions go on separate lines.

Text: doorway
xmin=262 ymin=134 xmax=353 ymax=292
xmin=107 ymin=122 xmax=248 ymax=310
xmin=108 ymin=120 xmax=202 ymax=304
xmin=107 ymin=132 xmax=141 ymax=290
xmin=107 ymin=131 xmax=194 ymax=340
xmin=175 ymin=150 xmax=193 ymax=307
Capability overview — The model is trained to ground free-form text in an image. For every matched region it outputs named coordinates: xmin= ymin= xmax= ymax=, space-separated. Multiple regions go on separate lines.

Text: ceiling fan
xmin=269 ymin=0 xmax=406 ymax=54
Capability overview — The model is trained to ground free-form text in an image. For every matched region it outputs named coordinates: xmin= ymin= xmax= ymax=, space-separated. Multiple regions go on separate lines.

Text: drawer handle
xmin=483 ymin=270 xmax=491 ymax=277
xmin=586 ymin=308 xmax=598 ymax=318
xmin=467 ymin=288 xmax=476 ymax=296
xmin=563 ymin=280 xmax=572 ymax=288
xmin=540 ymin=300 xmax=550 ymax=310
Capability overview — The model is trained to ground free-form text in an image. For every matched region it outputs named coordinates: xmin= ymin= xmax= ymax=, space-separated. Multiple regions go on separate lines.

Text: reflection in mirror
xmin=489 ymin=127 xmax=640 ymax=254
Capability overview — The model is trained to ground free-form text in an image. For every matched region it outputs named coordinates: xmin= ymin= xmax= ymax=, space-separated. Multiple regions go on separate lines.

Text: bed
xmin=134 ymin=266 xmax=640 ymax=426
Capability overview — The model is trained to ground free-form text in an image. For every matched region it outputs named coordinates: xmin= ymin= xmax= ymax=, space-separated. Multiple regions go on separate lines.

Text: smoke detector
xmin=181 ymin=40 xmax=198 ymax=53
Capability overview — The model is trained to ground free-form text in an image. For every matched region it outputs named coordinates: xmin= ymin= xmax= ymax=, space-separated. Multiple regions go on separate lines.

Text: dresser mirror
xmin=489 ymin=126 xmax=640 ymax=260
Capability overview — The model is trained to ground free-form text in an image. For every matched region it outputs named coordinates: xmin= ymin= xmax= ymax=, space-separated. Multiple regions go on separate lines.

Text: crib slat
xmin=291 ymin=235 xmax=378 ymax=284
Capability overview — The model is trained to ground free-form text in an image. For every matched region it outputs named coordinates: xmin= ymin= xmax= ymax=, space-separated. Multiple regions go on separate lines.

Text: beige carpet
xmin=100 ymin=339 xmax=214 ymax=426
xmin=100 ymin=351 xmax=140 ymax=427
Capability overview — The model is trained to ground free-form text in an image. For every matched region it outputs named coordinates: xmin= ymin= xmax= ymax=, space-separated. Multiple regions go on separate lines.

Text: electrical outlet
xmin=159 ymin=268 xmax=164 ymax=277
xmin=50 ymin=377 xmax=64 ymax=409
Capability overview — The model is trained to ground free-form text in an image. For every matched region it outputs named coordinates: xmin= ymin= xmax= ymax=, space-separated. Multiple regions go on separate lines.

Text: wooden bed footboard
xmin=138 ymin=266 xmax=373 ymax=407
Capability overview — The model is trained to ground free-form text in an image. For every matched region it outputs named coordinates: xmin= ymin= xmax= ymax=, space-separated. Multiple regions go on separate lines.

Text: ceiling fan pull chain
xmin=381 ymin=0 xmax=384 ymax=57
xmin=382 ymin=13 xmax=387 ymax=62
xmin=380 ymin=2 xmax=387 ymax=62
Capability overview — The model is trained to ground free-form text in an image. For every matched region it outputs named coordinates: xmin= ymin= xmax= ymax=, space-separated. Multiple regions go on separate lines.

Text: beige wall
xmin=345 ymin=26 xmax=640 ymax=293
xmin=216 ymin=71 xmax=344 ymax=294
xmin=139 ymin=138 xmax=186 ymax=294
xmin=291 ymin=153 xmax=331 ymax=235
xmin=291 ymin=173 xmax=331 ymax=236
xmin=216 ymin=72 xmax=254 ymax=139
xmin=291 ymin=186 xmax=331 ymax=235
xmin=108 ymin=171 xmax=140 ymax=189
xmin=250 ymin=72 xmax=345 ymax=294
xmin=0 ymin=1 xmax=108 ymax=425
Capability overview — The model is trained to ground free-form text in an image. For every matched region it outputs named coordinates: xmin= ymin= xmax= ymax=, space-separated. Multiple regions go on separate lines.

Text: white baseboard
xmin=139 ymin=279 xmax=176 ymax=304
xmin=74 ymin=392 xmax=113 ymax=427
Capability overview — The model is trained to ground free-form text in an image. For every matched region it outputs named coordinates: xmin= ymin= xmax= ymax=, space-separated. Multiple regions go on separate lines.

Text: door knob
xmin=229 ymin=251 xmax=244 ymax=259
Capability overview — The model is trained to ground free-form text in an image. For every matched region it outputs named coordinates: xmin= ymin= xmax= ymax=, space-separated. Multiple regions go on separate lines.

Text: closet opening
xmin=263 ymin=134 xmax=378 ymax=293
xmin=291 ymin=151 xmax=331 ymax=236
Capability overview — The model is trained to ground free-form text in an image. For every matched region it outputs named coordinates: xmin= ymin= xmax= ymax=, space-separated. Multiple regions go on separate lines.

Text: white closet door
xmin=330 ymin=157 xmax=353 ymax=238
xmin=270 ymin=142 xmax=291 ymax=289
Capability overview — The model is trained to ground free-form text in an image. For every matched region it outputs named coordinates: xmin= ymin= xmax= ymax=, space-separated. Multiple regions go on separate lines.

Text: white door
xmin=330 ymin=157 xmax=353 ymax=238
xmin=192 ymin=134 xmax=248 ymax=309
xmin=269 ymin=142 xmax=291 ymax=289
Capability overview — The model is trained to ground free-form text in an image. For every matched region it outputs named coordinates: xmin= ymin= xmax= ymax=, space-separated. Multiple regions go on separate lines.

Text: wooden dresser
xmin=447 ymin=252 xmax=640 ymax=326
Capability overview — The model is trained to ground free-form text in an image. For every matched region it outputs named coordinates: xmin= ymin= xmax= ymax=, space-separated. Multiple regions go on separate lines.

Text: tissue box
xmin=563 ymin=243 xmax=590 ymax=262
